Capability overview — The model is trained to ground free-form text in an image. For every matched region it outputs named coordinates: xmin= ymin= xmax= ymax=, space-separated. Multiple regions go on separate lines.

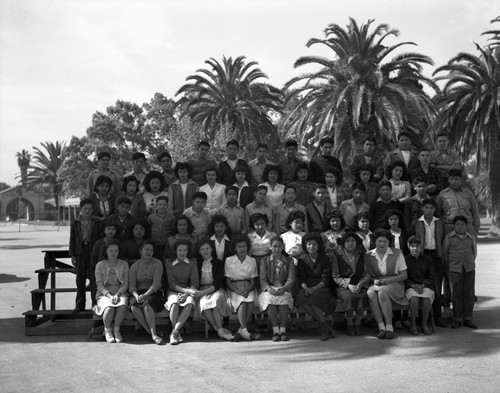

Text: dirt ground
xmin=1 ymin=227 xmax=499 ymax=393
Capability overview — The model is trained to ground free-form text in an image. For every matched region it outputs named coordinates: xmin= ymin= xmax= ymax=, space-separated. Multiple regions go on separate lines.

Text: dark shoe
xmin=402 ymin=319 xmax=411 ymax=328
xmin=354 ymin=324 xmax=363 ymax=336
xmin=385 ymin=330 xmax=394 ymax=339
xmin=280 ymin=332 xmax=290 ymax=341
xmin=72 ymin=307 xmax=84 ymax=313
xmin=272 ymin=333 xmax=281 ymax=342
xmin=320 ymin=322 xmax=329 ymax=341
xmin=346 ymin=325 xmax=355 ymax=336
xmin=409 ymin=325 xmax=419 ymax=335
xmin=434 ymin=318 xmax=449 ymax=328
xmin=249 ymin=332 xmax=261 ymax=341
xmin=422 ymin=325 xmax=432 ymax=335
xmin=232 ymin=332 xmax=241 ymax=342
xmin=464 ymin=320 xmax=477 ymax=329
xmin=451 ymin=321 xmax=462 ymax=329
xmin=377 ymin=330 xmax=386 ymax=339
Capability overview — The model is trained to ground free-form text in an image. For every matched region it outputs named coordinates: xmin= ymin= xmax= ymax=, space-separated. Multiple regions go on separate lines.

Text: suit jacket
xmin=350 ymin=154 xmax=385 ymax=180
xmin=168 ymin=180 xmax=199 ymax=217
xmin=384 ymin=148 xmax=420 ymax=181
xmin=305 ymin=201 xmax=332 ymax=233
xmin=410 ymin=217 xmax=444 ymax=257
xmin=219 ymin=159 xmax=250 ymax=186
xmin=69 ymin=217 xmax=101 ymax=257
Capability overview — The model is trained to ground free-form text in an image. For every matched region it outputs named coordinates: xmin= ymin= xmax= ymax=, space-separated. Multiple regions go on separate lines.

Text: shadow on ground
xmin=0 ymin=274 xmax=30 ymax=284
xmin=0 ymin=244 xmax=66 ymax=250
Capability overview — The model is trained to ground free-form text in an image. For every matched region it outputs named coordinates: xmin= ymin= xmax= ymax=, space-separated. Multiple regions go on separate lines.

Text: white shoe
xmin=104 ymin=328 xmax=115 ymax=343
xmin=113 ymin=328 xmax=123 ymax=343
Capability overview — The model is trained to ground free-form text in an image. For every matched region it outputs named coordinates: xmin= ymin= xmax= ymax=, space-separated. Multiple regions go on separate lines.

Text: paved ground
xmin=1 ymin=228 xmax=499 ymax=393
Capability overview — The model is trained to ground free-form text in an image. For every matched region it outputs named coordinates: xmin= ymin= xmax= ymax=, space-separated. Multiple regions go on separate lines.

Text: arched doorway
xmin=5 ymin=198 xmax=35 ymax=221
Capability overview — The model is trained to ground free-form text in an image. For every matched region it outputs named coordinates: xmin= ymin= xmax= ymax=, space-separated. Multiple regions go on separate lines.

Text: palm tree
xmin=25 ymin=141 xmax=67 ymax=221
xmin=176 ymin=56 xmax=283 ymax=148
xmin=16 ymin=149 xmax=31 ymax=188
xmin=283 ymin=18 xmax=437 ymax=160
xmin=433 ymin=39 xmax=500 ymax=234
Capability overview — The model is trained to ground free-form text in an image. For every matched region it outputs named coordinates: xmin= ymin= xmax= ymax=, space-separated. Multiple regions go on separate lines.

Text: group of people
xmin=69 ymin=133 xmax=480 ymax=345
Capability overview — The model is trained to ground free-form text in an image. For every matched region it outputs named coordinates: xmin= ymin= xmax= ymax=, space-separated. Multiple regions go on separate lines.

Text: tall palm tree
xmin=176 ymin=56 xmax=283 ymax=148
xmin=16 ymin=149 xmax=31 ymax=188
xmin=25 ymin=141 xmax=67 ymax=220
xmin=283 ymin=18 xmax=437 ymax=160
xmin=433 ymin=42 xmax=500 ymax=233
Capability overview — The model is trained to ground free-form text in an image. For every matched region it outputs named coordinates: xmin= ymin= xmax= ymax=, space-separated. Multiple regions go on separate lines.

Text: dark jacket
xmin=196 ymin=257 xmax=226 ymax=290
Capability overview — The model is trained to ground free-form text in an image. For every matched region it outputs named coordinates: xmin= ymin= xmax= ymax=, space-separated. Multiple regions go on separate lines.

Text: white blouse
xmin=200 ymin=183 xmax=226 ymax=214
xmin=259 ymin=182 xmax=285 ymax=209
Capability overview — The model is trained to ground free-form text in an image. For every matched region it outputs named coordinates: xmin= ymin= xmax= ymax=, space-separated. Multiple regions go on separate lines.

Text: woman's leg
xmin=142 ymin=304 xmax=159 ymax=340
xmin=113 ymin=305 xmax=127 ymax=328
xmin=367 ymin=289 xmax=384 ymax=328
xmin=173 ymin=304 xmax=193 ymax=333
xmin=103 ymin=307 xmax=115 ymax=329
xmin=421 ymin=299 xmax=432 ymax=326
xmin=377 ymin=291 xmax=393 ymax=329
xmin=267 ymin=305 xmax=279 ymax=329
xmin=278 ymin=305 xmax=289 ymax=330
xmin=237 ymin=303 xmax=248 ymax=329
xmin=169 ymin=304 xmax=180 ymax=328
xmin=131 ymin=306 xmax=151 ymax=333
xmin=409 ymin=297 xmax=419 ymax=326
xmin=202 ymin=309 xmax=217 ymax=330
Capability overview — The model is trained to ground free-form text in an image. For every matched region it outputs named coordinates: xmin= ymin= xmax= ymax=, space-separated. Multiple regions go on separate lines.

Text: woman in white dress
xmin=199 ymin=165 xmax=226 ymax=214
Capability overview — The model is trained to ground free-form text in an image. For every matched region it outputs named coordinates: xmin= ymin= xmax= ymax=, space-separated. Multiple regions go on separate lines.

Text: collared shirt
xmin=419 ymin=216 xmax=439 ymax=250
xmin=278 ymin=158 xmax=302 ymax=185
xmin=183 ymin=207 xmax=212 ymax=239
xmin=210 ymin=234 xmax=230 ymax=261
xmin=281 ymin=230 xmax=305 ymax=257
xmin=326 ymin=186 xmax=338 ymax=209
xmin=245 ymin=201 xmax=273 ymax=229
xmin=248 ymin=230 xmax=276 ymax=257
xmin=367 ymin=247 xmax=407 ymax=276
xmin=233 ymin=181 xmax=249 ymax=205
xmin=259 ymin=182 xmax=285 ymax=209
xmin=249 ymin=158 xmax=275 ymax=184
xmin=444 ymin=230 xmax=476 ymax=273
xmin=437 ymin=187 xmax=480 ymax=231
xmin=339 ymin=198 xmax=370 ymax=228
xmin=218 ymin=203 xmax=244 ymax=234
xmin=430 ymin=149 xmax=460 ymax=175
xmin=172 ymin=258 xmax=190 ymax=266
xmin=410 ymin=166 xmax=444 ymax=196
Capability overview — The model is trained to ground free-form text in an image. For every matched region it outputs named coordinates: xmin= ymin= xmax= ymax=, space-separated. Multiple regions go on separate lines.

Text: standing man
xmin=350 ymin=137 xmax=384 ymax=181
xmin=87 ymin=151 xmax=121 ymax=197
xmin=248 ymin=143 xmax=275 ymax=185
xmin=219 ymin=139 xmax=250 ymax=186
xmin=384 ymin=132 xmax=420 ymax=181
xmin=188 ymin=140 xmax=217 ymax=187
xmin=124 ymin=152 xmax=149 ymax=193
xmin=278 ymin=139 xmax=303 ymax=185
xmin=309 ymin=137 xmax=343 ymax=184
xmin=157 ymin=151 xmax=176 ymax=187
xmin=430 ymin=132 xmax=461 ymax=188
xmin=410 ymin=148 xmax=444 ymax=197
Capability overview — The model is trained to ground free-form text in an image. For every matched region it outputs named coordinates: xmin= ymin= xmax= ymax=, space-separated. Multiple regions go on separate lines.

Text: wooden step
xmin=23 ymin=309 xmax=93 ymax=317
xmin=31 ymin=288 xmax=84 ymax=294
xmin=35 ymin=268 xmax=75 ymax=274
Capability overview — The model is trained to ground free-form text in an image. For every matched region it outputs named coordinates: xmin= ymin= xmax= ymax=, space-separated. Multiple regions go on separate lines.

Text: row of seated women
xmin=95 ymin=227 xmax=434 ymax=345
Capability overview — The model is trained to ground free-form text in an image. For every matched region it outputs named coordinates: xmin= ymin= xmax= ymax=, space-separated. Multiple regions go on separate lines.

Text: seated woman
xmin=195 ymin=238 xmax=233 ymax=341
xmin=129 ymin=241 xmax=164 ymax=345
xmin=165 ymin=240 xmax=200 ymax=345
xmin=295 ymin=233 xmax=335 ymax=341
xmin=225 ymin=234 xmax=261 ymax=341
xmin=332 ymin=232 xmax=370 ymax=336
xmin=258 ymin=236 xmax=295 ymax=342
xmin=365 ymin=229 xmax=408 ymax=340
xmin=405 ymin=236 xmax=435 ymax=335
xmin=94 ymin=240 xmax=129 ymax=343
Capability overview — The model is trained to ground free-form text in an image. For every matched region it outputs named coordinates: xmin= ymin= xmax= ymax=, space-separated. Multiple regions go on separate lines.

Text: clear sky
xmin=0 ymin=0 xmax=497 ymax=186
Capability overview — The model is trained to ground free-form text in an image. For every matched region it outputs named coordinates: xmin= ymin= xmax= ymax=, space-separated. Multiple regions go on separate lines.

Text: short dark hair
xmin=140 ymin=240 xmax=155 ymax=251
xmin=453 ymin=215 xmax=468 ymax=224
xmin=352 ymin=212 xmax=370 ymax=231
xmin=226 ymin=139 xmax=240 ymax=149
xmin=379 ymin=180 xmax=392 ymax=190
xmin=225 ymin=185 xmax=239 ymax=196
xmin=254 ymin=185 xmax=268 ymax=194
xmin=448 ymin=169 xmax=462 ymax=178
xmin=203 ymin=165 xmax=221 ymax=182
xmin=94 ymin=175 xmax=113 ymax=192
xmin=352 ymin=182 xmax=366 ymax=193
xmin=132 ymin=152 xmax=146 ymax=161
xmin=326 ymin=210 xmax=346 ymax=230
xmin=313 ymin=183 xmax=327 ymax=192
xmin=115 ymin=196 xmax=132 ymax=206
xmin=422 ymin=198 xmax=436 ymax=208
xmin=412 ymin=176 xmax=427 ymax=185
xmin=157 ymin=151 xmax=172 ymax=162
xmin=285 ymin=210 xmax=306 ymax=230
xmin=79 ymin=198 xmax=94 ymax=208
xmin=174 ymin=214 xmax=194 ymax=235
xmin=104 ymin=239 xmax=121 ymax=255
xmin=324 ymin=166 xmax=342 ymax=186
xmin=198 ymin=140 xmax=210 ymax=149
xmin=398 ymin=132 xmax=411 ymax=140
xmin=436 ymin=132 xmax=449 ymax=139
xmin=301 ymin=233 xmax=324 ymax=253
xmin=229 ymin=234 xmax=251 ymax=255
xmin=293 ymin=162 xmax=310 ymax=181
xmin=174 ymin=239 xmax=193 ymax=254
xmin=284 ymin=139 xmax=298 ymax=149
xmin=208 ymin=214 xmax=232 ymax=238
xmin=407 ymin=235 xmax=422 ymax=246
xmin=337 ymin=231 xmax=362 ymax=248
xmin=97 ymin=151 xmax=111 ymax=160
xmin=283 ymin=184 xmax=297 ymax=194
xmin=233 ymin=165 xmax=249 ymax=178
xmin=320 ymin=137 xmax=334 ymax=146
xmin=144 ymin=171 xmax=166 ymax=192
xmin=249 ymin=213 xmax=269 ymax=230
xmin=364 ymin=136 xmax=377 ymax=145
xmin=418 ymin=147 xmax=431 ymax=154
xmin=174 ymin=162 xmax=193 ymax=178
xmin=156 ymin=195 xmax=168 ymax=204
xmin=355 ymin=164 xmax=375 ymax=182
xmin=262 ymin=165 xmax=283 ymax=183
xmin=121 ymin=176 xmax=140 ymax=193
xmin=387 ymin=160 xmax=407 ymax=180
xmin=372 ymin=228 xmax=394 ymax=243
xmin=256 ymin=143 xmax=268 ymax=150
xmin=193 ymin=191 xmax=208 ymax=201
xmin=102 ymin=221 xmax=120 ymax=234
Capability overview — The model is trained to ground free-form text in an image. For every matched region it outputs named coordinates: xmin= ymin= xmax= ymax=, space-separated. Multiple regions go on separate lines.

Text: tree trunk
xmin=489 ymin=127 xmax=500 ymax=236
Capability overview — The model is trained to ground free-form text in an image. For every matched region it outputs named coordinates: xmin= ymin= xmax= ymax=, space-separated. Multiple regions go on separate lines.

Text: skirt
xmin=129 ymin=289 xmax=165 ymax=312
xmin=367 ymin=282 xmax=409 ymax=306
xmin=336 ymin=287 xmax=368 ymax=312
xmin=228 ymin=289 xmax=258 ymax=311
xmin=258 ymin=290 xmax=294 ymax=311
xmin=295 ymin=287 xmax=334 ymax=313
xmin=165 ymin=291 xmax=195 ymax=311
xmin=93 ymin=295 xmax=128 ymax=315
xmin=194 ymin=287 xmax=231 ymax=318
xmin=405 ymin=287 xmax=435 ymax=303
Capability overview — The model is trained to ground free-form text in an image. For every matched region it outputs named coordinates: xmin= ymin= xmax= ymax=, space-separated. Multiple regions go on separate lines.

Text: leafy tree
xmin=433 ymin=22 xmax=500 ymax=235
xmin=15 ymin=149 xmax=31 ymax=188
xmin=283 ymin=18 xmax=437 ymax=161
xmin=24 ymin=141 xmax=67 ymax=219
xmin=176 ymin=56 xmax=283 ymax=148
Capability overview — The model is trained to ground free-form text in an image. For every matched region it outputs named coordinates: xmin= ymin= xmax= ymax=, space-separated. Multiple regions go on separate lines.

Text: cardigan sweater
xmin=306 ymin=201 xmax=332 ymax=233
xmin=259 ymin=254 xmax=295 ymax=292
xmin=196 ymin=257 xmax=225 ymax=290
xmin=219 ymin=159 xmax=250 ymax=186
xmin=95 ymin=258 xmax=129 ymax=296
xmin=404 ymin=254 xmax=434 ymax=290
xmin=410 ymin=217 xmax=444 ymax=257
xmin=297 ymin=253 xmax=332 ymax=288
xmin=167 ymin=180 xmax=199 ymax=217
xmin=332 ymin=250 xmax=370 ymax=288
